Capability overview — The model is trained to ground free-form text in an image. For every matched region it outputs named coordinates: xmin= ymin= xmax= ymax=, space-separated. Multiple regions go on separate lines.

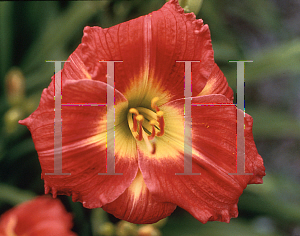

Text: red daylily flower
xmin=0 ymin=197 xmax=76 ymax=236
xmin=19 ymin=0 xmax=265 ymax=224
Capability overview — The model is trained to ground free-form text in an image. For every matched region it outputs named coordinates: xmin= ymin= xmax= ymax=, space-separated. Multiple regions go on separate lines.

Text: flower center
xmin=127 ymin=97 xmax=165 ymax=154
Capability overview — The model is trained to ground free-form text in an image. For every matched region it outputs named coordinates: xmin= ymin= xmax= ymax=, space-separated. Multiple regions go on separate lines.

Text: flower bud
xmin=166 ymin=0 xmax=203 ymax=14
xmin=116 ymin=221 xmax=138 ymax=236
xmin=23 ymin=94 xmax=40 ymax=115
xmin=138 ymin=225 xmax=161 ymax=236
xmin=4 ymin=107 xmax=24 ymax=134
xmin=97 ymin=222 xmax=115 ymax=236
xmin=151 ymin=218 xmax=167 ymax=229
xmin=5 ymin=67 xmax=25 ymax=106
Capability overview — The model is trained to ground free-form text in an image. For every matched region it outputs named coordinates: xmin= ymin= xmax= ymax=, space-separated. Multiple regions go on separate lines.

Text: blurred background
xmin=1 ymin=0 xmax=300 ymax=235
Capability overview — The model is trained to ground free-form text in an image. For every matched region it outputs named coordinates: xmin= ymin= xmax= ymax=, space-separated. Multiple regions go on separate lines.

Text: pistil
xmin=148 ymin=120 xmax=156 ymax=140
xmin=135 ymin=115 xmax=144 ymax=141
xmin=142 ymin=130 xmax=156 ymax=154
xmin=129 ymin=108 xmax=139 ymax=132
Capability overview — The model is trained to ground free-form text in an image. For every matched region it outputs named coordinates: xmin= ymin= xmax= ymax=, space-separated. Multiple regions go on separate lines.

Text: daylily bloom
xmin=19 ymin=0 xmax=265 ymax=224
xmin=0 ymin=197 xmax=76 ymax=236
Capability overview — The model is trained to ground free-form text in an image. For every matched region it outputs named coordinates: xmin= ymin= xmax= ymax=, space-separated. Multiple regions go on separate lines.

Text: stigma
xmin=127 ymin=97 xmax=165 ymax=154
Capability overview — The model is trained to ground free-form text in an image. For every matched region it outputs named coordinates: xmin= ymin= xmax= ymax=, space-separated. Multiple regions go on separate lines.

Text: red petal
xmin=63 ymin=0 xmax=214 ymax=105
xmin=138 ymin=95 xmax=265 ymax=223
xmin=199 ymin=63 xmax=234 ymax=102
xmin=19 ymin=80 xmax=138 ymax=208
xmin=102 ymin=170 xmax=177 ymax=224
xmin=0 ymin=196 xmax=76 ymax=236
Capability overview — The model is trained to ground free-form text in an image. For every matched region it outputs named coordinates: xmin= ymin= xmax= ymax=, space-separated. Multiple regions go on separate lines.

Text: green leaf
xmin=227 ymin=40 xmax=300 ymax=84
xmin=21 ymin=1 xmax=106 ymax=75
xmin=0 ymin=2 xmax=13 ymax=80
xmin=246 ymin=105 xmax=300 ymax=139
xmin=226 ymin=0 xmax=280 ymax=33
xmin=162 ymin=211 xmax=282 ymax=236
xmin=241 ymin=173 xmax=300 ymax=225
xmin=0 ymin=183 xmax=35 ymax=205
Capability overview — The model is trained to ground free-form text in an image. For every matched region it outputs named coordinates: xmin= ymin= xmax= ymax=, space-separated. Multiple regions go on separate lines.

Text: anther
xmin=156 ymin=111 xmax=165 ymax=136
xmin=148 ymin=120 xmax=156 ymax=140
xmin=129 ymin=108 xmax=139 ymax=115
xmin=151 ymin=97 xmax=160 ymax=112
xmin=135 ymin=115 xmax=144 ymax=141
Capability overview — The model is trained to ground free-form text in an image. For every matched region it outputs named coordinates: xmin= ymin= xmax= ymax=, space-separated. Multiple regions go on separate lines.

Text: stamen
xmin=129 ymin=108 xmax=139 ymax=132
xmin=135 ymin=115 xmax=144 ymax=141
xmin=151 ymin=97 xmax=160 ymax=112
xmin=127 ymin=104 xmax=163 ymax=155
xmin=156 ymin=111 xmax=165 ymax=136
xmin=148 ymin=120 xmax=156 ymax=140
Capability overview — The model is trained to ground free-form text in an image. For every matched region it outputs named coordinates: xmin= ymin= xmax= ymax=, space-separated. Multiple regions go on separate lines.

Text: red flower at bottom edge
xmin=0 ymin=196 xmax=76 ymax=236
xmin=19 ymin=0 xmax=265 ymax=224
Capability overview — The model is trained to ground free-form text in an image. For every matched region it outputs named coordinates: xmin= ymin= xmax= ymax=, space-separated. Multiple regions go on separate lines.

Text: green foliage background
xmin=1 ymin=1 xmax=300 ymax=235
